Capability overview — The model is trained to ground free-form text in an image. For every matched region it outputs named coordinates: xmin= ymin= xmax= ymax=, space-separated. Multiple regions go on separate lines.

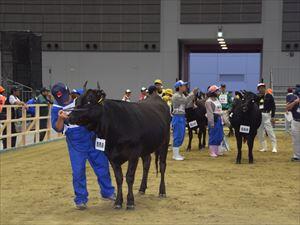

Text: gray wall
xmin=39 ymin=0 xmax=299 ymax=100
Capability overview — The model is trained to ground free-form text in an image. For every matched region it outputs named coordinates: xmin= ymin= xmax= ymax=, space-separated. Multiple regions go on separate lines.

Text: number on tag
xmin=239 ymin=125 xmax=250 ymax=134
xmin=219 ymin=94 xmax=228 ymax=104
xmin=259 ymin=104 xmax=264 ymax=109
xmin=189 ymin=120 xmax=198 ymax=128
xmin=95 ymin=138 xmax=106 ymax=151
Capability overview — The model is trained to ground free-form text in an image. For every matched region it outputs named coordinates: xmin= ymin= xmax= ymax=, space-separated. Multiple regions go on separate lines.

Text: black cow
xmin=185 ymin=92 xmax=207 ymax=151
xmin=229 ymin=91 xmax=262 ymax=164
xmin=69 ymin=83 xmax=171 ymax=210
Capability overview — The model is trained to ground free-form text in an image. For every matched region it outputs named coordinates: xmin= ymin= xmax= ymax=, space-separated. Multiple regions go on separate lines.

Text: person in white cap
xmin=122 ymin=89 xmax=131 ymax=102
xmin=139 ymin=87 xmax=147 ymax=101
xmin=171 ymin=80 xmax=198 ymax=160
xmin=256 ymin=83 xmax=277 ymax=152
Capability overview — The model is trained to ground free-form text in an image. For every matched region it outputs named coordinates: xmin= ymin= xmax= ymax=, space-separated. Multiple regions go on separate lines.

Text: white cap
xmin=257 ymin=83 xmax=266 ymax=88
xmin=141 ymin=87 xmax=147 ymax=91
xmin=125 ymin=89 xmax=131 ymax=93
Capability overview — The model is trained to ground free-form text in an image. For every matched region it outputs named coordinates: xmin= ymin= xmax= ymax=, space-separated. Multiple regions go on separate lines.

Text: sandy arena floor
xmin=0 ymin=131 xmax=299 ymax=225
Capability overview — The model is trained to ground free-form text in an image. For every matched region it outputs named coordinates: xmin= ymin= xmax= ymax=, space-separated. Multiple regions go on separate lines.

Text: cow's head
xmin=238 ymin=91 xmax=257 ymax=113
xmin=69 ymin=81 xmax=106 ymax=130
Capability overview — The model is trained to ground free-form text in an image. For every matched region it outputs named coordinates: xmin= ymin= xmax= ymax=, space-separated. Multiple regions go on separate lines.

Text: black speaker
xmin=1 ymin=31 xmax=42 ymax=91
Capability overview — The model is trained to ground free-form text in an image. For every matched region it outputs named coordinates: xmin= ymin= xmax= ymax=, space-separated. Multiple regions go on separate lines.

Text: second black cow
xmin=185 ymin=92 xmax=207 ymax=151
xmin=229 ymin=91 xmax=262 ymax=164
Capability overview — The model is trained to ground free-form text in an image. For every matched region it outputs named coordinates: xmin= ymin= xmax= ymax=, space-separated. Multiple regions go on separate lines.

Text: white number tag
xmin=297 ymin=107 xmax=300 ymax=113
xmin=259 ymin=104 xmax=264 ymax=109
xmin=189 ymin=120 xmax=198 ymax=128
xmin=239 ymin=125 xmax=250 ymax=134
xmin=219 ymin=95 xmax=228 ymax=104
xmin=95 ymin=138 xmax=106 ymax=151
xmin=229 ymin=112 xmax=234 ymax=118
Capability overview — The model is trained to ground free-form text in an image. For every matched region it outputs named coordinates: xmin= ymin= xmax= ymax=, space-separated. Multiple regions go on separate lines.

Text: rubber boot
xmin=172 ymin=147 xmax=184 ymax=161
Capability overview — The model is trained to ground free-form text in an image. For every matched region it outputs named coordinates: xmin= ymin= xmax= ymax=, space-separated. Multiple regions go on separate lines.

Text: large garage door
xmin=189 ymin=53 xmax=261 ymax=93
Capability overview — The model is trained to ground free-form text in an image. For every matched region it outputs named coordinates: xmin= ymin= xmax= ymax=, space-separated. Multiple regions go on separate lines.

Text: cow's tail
xmin=155 ymin=151 xmax=159 ymax=177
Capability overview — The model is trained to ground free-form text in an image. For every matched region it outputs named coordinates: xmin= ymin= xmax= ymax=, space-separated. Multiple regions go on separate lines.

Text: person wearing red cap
xmin=257 ymin=83 xmax=277 ymax=153
xmin=205 ymin=85 xmax=224 ymax=157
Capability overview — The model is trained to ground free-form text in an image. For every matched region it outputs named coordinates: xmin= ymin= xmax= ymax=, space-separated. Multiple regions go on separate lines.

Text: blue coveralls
xmin=51 ymin=101 xmax=115 ymax=205
xmin=208 ymin=116 xmax=224 ymax=146
xmin=172 ymin=115 xmax=186 ymax=147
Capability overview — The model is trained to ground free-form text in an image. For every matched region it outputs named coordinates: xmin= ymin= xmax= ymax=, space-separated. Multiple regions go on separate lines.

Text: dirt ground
xmin=0 ymin=131 xmax=299 ymax=225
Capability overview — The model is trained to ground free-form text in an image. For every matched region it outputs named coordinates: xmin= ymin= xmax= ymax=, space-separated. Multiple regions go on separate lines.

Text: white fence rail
xmin=0 ymin=104 xmax=63 ymax=150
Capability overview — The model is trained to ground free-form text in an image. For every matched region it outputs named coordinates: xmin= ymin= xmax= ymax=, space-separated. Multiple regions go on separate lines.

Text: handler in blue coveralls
xmin=51 ymin=83 xmax=115 ymax=210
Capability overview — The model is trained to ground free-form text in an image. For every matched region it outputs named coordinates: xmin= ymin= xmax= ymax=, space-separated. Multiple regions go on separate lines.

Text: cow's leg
xmin=247 ymin=136 xmax=255 ymax=164
xmin=111 ymin=163 xmax=123 ymax=209
xmin=186 ymin=128 xmax=193 ymax=152
xmin=159 ymin=145 xmax=168 ymax=198
xmin=200 ymin=126 xmax=206 ymax=148
xmin=126 ymin=158 xmax=139 ymax=210
xmin=236 ymin=133 xmax=243 ymax=164
xmin=198 ymin=128 xmax=202 ymax=150
xmin=139 ymin=154 xmax=151 ymax=194
xmin=203 ymin=126 xmax=207 ymax=148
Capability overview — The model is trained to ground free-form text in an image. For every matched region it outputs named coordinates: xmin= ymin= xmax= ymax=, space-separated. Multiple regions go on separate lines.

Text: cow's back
xmin=101 ymin=97 xmax=170 ymax=162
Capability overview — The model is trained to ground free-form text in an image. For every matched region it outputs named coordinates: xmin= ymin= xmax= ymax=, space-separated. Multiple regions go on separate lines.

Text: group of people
xmin=0 ymin=86 xmax=53 ymax=148
xmin=119 ymin=79 xmax=299 ymax=162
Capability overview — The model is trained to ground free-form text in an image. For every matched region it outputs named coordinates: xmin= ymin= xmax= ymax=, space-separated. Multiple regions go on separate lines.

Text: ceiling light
xmin=217 ymin=38 xmax=224 ymax=42
xmin=222 ymin=47 xmax=228 ymax=50
xmin=219 ymin=41 xmax=226 ymax=44
xmin=220 ymin=44 xmax=226 ymax=47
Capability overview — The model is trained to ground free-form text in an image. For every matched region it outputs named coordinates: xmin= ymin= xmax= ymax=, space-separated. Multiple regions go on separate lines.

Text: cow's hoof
xmin=114 ymin=204 xmax=122 ymax=210
xmin=249 ymin=161 xmax=254 ymax=164
xmin=126 ymin=205 xmax=135 ymax=210
xmin=236 ymin=161 xmax=241 ymax=164
xmin=138 ymin=191 xmax=145 ymax=195
xmin=159 ymin=194 xmax=167 ymax=198
xmin=186 ymin=148 xmax=191 ymax=152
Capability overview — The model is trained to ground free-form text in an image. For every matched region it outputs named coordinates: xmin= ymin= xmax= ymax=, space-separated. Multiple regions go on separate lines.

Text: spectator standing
xmin=37 ymin=87 xmax=53 ymax=141
xmin=71 ymin=89 xmax=83 ymax=100
xmin=0 ymin=86 xmax=7 ymax=148
xmin=0 ymin=86 xmax=6 ymax=117
xmin=285 ymin=88 xmax=294 ymax=133
xmin=219 ymin=84 xmax=234 ymax=136
xmin=122 ymin=89 xmax=131 ymax=102
xmin=205 ymin=85 xmax=224 ymax=158
xmin=162 ymin=89 xmax=173 ymax=110
xmin=139 ymin=87 xmax=148 ymax=101
xmin=154 ymin=79 xmax=164 ymax=97
xmin=286 ymin=84 xmax=300 ymax=162
xmin=2 ymin=86 xmax=27 ymax=148
xmin=257 ymin=83 xmax=277 ymax=153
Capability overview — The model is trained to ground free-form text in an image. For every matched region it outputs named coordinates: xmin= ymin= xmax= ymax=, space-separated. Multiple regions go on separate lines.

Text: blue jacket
xmin=51 ymin=100 xmax=96 ymax=152
xmin=26 ymin=98 xmax=37 ymax=116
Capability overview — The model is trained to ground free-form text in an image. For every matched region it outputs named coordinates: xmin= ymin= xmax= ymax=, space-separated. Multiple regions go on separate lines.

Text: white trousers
xmin=291 ymin=120 xmax=300 ymax=159
xmin=257 ymin=113 xmax=277 ymax=149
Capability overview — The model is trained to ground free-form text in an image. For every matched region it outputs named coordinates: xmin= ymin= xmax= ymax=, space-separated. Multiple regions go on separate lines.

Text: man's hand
xmin=58 ymin=110 xmax=69 ymax=120
xmin=192 ymin=88 xmax=199 ymax=95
